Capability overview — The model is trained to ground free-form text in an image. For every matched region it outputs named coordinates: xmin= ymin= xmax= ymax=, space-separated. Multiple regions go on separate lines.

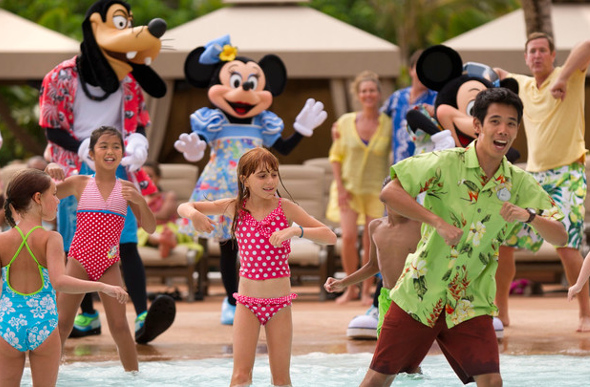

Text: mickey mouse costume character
xmin=39 ymin=0 xmax=175 ymax=344
xmin=175 ymin=35 xmax=327 ymax=324
xmin=406 ymin=45 xmax=520 ymax=163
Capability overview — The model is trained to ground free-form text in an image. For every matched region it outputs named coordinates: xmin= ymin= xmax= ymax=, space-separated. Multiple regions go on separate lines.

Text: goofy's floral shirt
xmin=38 ymin=56 xmax=155 ymax=195
xmin=390 ymin=142 xmax=563 ymax=328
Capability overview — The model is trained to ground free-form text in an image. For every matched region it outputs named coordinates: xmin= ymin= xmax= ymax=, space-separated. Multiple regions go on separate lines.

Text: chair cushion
xmin=289 ymin=239 xmax=323 ymax=266
xmin=139 ymin=245 xmax=201 ymax=267
xmin=513 ymin=241 xmax=558 ymax=262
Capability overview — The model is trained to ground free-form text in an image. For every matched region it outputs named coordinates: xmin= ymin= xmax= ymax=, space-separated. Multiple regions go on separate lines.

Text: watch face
xmin=526 ymin=208 xmax=536 ymax=223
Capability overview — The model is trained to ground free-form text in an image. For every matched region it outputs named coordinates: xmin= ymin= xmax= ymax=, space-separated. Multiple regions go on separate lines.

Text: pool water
xmin=21 ymin=353 xmax=590 ymax=386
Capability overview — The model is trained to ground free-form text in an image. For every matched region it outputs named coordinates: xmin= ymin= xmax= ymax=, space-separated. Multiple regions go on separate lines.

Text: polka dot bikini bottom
xmin=233 ymin=293 xmax=298 ymax=326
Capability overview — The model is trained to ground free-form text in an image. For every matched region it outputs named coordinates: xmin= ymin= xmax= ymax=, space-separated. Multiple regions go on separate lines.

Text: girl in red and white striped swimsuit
xmin=178 ymin=147 xmax=337 ymax=387
xmin=46 ymin=126 xmax=156 ymax=373
xmin=69 ymin=177 xmax=127 ymax=280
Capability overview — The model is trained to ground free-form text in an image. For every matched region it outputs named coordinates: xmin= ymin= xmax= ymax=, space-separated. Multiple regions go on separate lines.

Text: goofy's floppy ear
xmin=259 ymin=55 xmax=286 ymax=96
xmin=184 ymin=47 xmax=219 ymax=89
xmin=416 ymin=45 xmax=463 ymax=92
xmin=130 ymin=64 xmax=167 ymax=98
xmin=79 ymin=10 xmax=119 ymax=93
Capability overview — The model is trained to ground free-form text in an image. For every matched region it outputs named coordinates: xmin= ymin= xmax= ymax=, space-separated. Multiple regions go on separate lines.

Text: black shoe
xmin=69 ymin=326 xmax=101 ymax=338
xmin=135 ymin=295 xmax=176 ymax=344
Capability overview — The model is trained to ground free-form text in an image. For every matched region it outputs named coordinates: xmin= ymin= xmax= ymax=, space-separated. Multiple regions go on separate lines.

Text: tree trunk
xmin=521 ymin=0 xmax=554 ymax=38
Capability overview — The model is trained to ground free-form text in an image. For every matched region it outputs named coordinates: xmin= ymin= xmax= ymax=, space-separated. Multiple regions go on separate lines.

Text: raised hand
xmin=174 ymin=132 xmax=207 ymax=162
xmin=293 ymin=98 xmax=328 ymax=137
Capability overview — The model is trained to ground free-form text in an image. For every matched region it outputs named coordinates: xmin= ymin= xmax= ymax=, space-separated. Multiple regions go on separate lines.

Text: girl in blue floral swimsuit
xmin=0 ymin=168 xmax=128 ymax=387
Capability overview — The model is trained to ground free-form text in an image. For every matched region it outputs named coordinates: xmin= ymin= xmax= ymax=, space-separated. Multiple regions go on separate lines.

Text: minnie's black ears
xmin=258 ymin=54 xmax=286 ymax=96
xmin=184 ymin=47 xmax=218 ymax=89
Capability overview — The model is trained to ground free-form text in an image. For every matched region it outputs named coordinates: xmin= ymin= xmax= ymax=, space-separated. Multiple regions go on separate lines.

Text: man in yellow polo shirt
xmin=360 ymin=88 xmax=567 ymax=387
xmin=495 ymin=33 xmax=590 ymax=332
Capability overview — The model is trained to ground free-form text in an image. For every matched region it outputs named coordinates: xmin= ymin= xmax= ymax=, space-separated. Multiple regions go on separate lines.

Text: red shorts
xmin=370 ymin=302 xmax=499 ymax=384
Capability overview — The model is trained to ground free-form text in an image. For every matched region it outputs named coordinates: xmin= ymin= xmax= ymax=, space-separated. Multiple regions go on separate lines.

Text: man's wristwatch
xmin=525 ymin=208 xmax=536 ymax=224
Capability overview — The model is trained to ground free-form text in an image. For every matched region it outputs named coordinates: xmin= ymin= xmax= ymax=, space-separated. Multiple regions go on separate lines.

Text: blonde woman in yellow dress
xmin=327 ymin=70 xmax=392 ymax=305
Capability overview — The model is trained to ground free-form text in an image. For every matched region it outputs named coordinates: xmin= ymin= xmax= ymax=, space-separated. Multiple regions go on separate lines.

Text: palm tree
xmin=521 ymin=0 xmax=554 ymax=37
xmin=367 ymin=0 xmax=520 ymax=68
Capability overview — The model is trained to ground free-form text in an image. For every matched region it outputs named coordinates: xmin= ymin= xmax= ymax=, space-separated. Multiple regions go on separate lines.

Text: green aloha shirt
xmin=390 ymin=142 xmax=563 ymax=328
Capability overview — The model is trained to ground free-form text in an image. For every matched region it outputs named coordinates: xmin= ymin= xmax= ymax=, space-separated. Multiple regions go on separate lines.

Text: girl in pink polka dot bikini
xmin=178 ymin=147 xmax=336 ymax=387
xmin=45 ymin=126 xmax=156 ymax=372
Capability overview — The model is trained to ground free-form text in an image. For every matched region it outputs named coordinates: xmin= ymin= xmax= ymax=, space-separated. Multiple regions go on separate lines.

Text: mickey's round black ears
xmin=416 ymin=45 xmax=463 ymax=91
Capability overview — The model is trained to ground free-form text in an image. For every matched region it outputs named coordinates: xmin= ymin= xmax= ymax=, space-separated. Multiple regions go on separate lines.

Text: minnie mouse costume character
xmin=406 ymin=45 xmax=520 ymax=162
xmin=38 ymin=0 xmax=174 ymax=344
xmin=175 ymin=35 xmax=327 ymax=324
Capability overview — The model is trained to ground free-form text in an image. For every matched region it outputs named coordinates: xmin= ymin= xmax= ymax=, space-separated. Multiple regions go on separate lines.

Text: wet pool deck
xmin=62 ymin=284 xmax=590 ymax=365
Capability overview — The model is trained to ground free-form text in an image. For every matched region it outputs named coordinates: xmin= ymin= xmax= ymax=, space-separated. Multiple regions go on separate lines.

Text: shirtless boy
xmin=324 ymin=178 xmax=422 ymax=336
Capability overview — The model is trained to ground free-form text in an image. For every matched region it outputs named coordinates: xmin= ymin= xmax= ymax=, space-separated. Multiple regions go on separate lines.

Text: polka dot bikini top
xmin=236 ymin=198 xmax=291 ymax=280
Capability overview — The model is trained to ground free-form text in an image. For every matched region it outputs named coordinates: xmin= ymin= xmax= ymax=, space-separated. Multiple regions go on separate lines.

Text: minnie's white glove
xmin=431 ymin=130 xmax=456 ymax=151
xmin=121 ymin=133 xmax=149 ymax=172
xmin=174 ymin=132 xmax=207 ymax=162
xmin=0 ymin=131 xmax=3 ymax=149
xmin=77 ymin=138 xmax=95 ymax=171
xmin=293 ymin=98 xmax=328 ymax=137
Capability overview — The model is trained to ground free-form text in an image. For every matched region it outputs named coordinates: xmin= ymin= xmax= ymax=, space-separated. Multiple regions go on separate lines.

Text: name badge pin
xmin=497 ymin=188 xmax=511 ymax=202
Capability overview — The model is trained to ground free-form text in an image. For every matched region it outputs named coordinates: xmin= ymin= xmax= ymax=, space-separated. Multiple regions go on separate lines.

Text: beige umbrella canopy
xmin=0 ymin=8 xmax=78 ymax=82
xmin=154 ymin=0 xmax=400 ymax=79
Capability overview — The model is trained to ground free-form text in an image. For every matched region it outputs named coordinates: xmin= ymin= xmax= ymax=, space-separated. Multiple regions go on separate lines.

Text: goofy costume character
xmin=39 ymin=0 xmax=174 ymax=344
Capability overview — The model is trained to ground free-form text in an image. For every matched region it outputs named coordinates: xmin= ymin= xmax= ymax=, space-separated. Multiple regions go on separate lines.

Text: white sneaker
xmin=346 ymin=306 xmax=378 ymax=340
xmin=493 ymin=317 xmax=504 ymax=340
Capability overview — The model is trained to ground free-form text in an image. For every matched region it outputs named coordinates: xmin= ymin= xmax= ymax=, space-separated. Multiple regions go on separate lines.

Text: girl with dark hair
xmin=45 ymin=126 xmax=156 ymax=372
xmin=0 ymin=168 xmax=128 ymax=386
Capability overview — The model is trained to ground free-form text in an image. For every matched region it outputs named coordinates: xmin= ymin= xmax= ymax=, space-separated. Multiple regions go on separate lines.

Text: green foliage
xmin=308 ymin=0 xmax=381 ymax=40
xmin=0 ymin=86 xmax=46 ymax=166
xmin=0 ymin=0 xmax=223 ymax=39
xmin=309 ymin=0 xmax=519 ymax=88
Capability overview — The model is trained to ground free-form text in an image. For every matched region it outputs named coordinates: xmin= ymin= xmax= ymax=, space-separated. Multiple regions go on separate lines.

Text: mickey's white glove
xmin=293 ymin=98 xmax=328 ymax=137
xmin=121 ymin=133 xmax=149 ymax=172
xmin=77 ymin=137 xmax=95 ymax=171
xmin=431 ymin=130 xmax=456 ymax=151
xmin=174 ymin=132 xmax=207 ymax=162
xmin=0 ymin=131 xmax=3 ymax=150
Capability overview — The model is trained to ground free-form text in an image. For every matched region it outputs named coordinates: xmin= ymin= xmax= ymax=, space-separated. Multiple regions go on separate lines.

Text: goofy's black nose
xmin=148 ymin=18 xmax=167 ymax=39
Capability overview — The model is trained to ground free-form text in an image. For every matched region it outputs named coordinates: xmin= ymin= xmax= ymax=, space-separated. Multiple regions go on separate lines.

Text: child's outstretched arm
xmin=324 ymin=219 xmax=380 ymax=294
xmin=45 ymin=163 xmax=86 ymax=200
xmin=46 ymin=232 xmax=128 ymax=304
xmin=122 ymin=180 xmax=157 ymax=234
xmin=177 ymin=199 xmax=235 ymax=234
xmin=276 ymin=199 xmax=337 ymax=247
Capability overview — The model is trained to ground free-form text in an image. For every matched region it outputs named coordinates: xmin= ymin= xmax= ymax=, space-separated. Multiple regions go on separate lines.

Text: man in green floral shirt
xmin=360 ymin=88 xmax=567 ymax=387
